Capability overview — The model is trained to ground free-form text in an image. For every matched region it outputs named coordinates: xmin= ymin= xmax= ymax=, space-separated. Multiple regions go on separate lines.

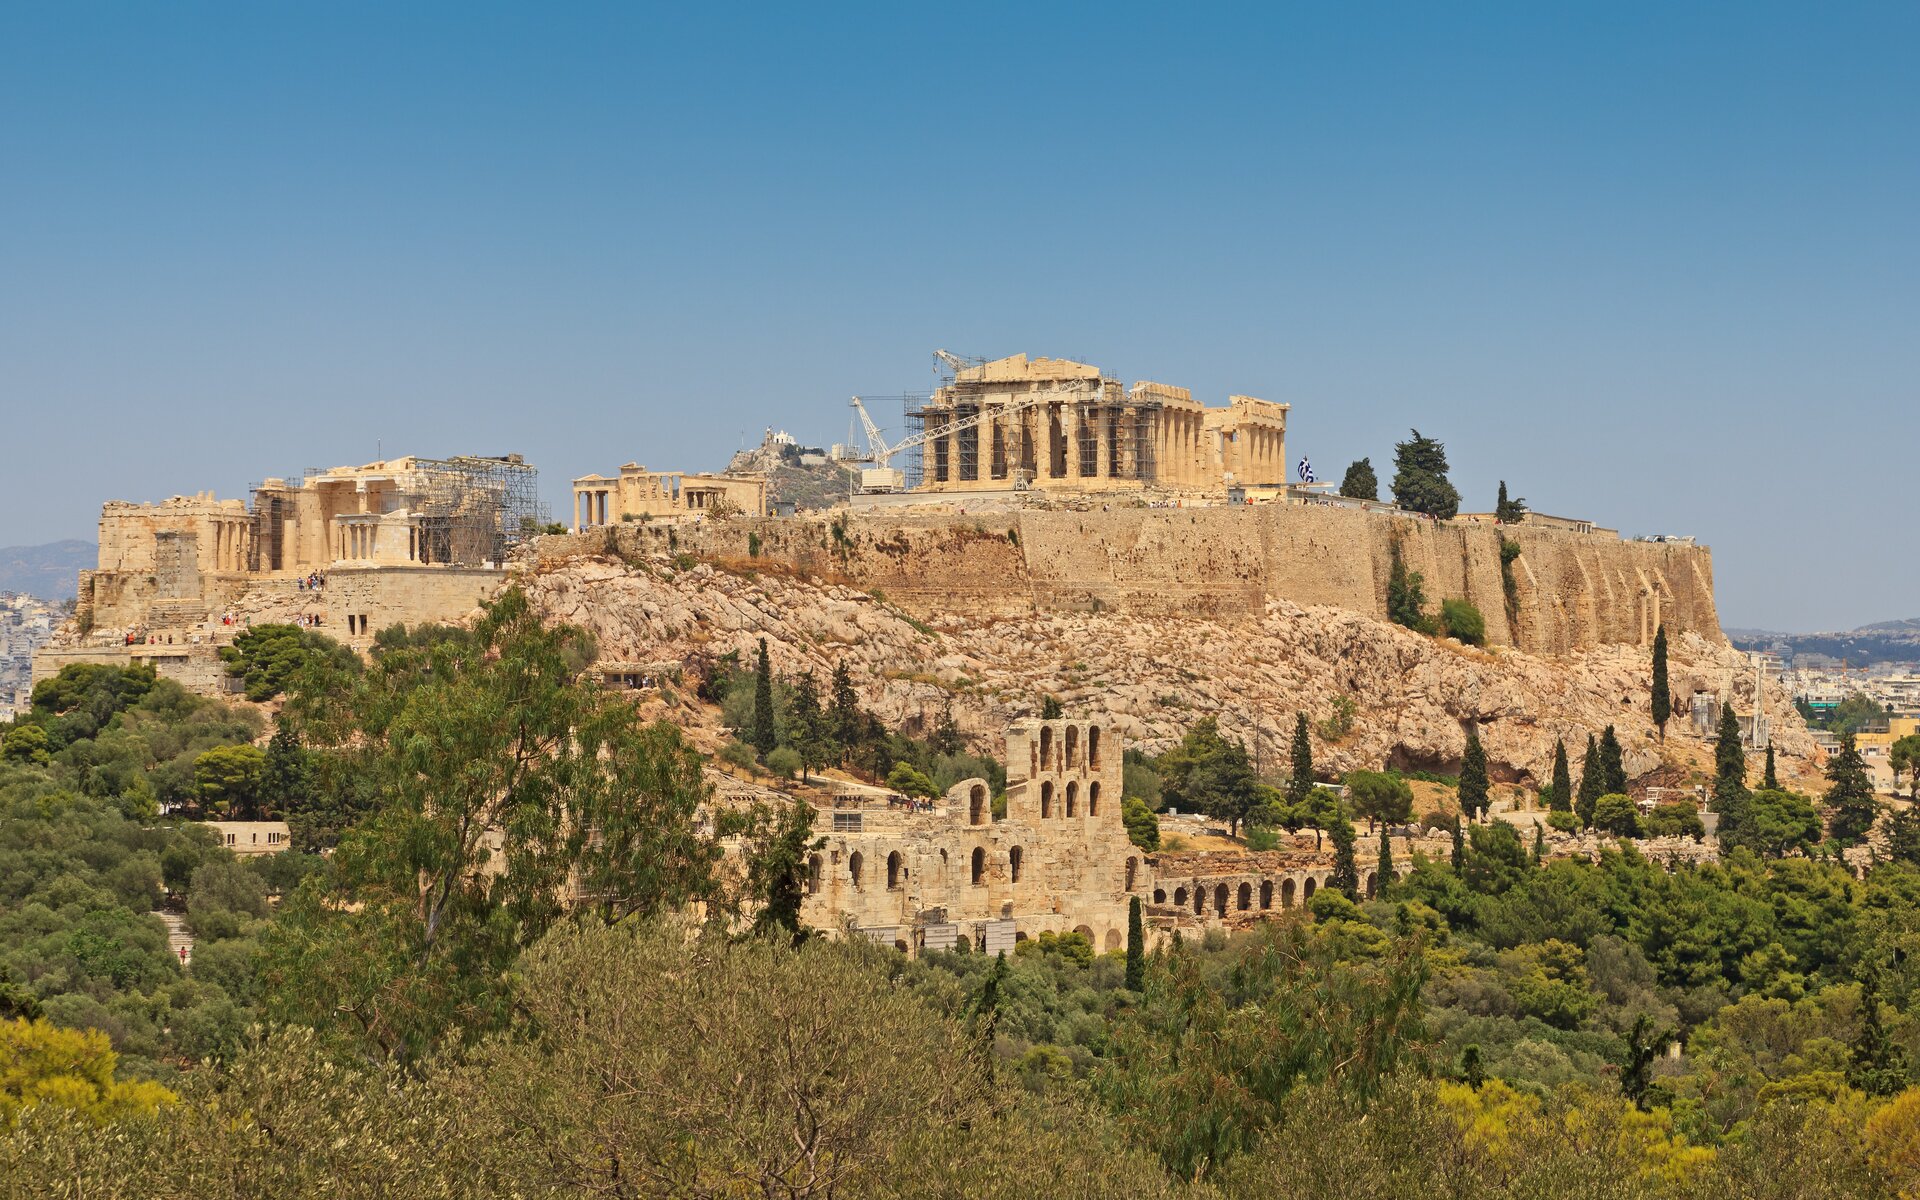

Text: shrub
xmin=1440 ymin=598 xmax=1486 ymax=646
xmin=1591 ymin=793 xmax=1643 ymax=837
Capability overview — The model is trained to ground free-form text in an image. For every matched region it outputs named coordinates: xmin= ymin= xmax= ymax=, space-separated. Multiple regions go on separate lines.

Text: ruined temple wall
xmin=546 ymin=503 xmax=1721 ymax=654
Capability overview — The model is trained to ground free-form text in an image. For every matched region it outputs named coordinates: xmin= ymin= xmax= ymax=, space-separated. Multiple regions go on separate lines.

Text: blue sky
xmin=1 ymin=3 xmax=1913 ymax=631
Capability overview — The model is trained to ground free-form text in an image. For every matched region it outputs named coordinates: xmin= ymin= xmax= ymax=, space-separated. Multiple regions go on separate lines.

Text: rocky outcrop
xmin=520 ymin=547 xmax=1812 ymax=792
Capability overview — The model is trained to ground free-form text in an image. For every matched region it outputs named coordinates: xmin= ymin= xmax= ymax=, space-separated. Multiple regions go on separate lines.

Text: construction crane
xmin=848 ymin=383 xmax=1090 ymax=494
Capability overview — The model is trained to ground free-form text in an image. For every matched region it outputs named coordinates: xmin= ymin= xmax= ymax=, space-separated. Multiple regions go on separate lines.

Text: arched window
xmin=887 ymin=851 xmax=902 ymax=890
xmin=1039 ymin=726 xmax=1054 ymax=770
xmin=1088 ymin=781 xmax=1101 ymax=817
xmin=1214 ymin=884 xmax=1228 ymax=917
xmin=1125 ymin=856 xmax=1138 ymax=891
xmin=848 ymin=852 xmax=863 ymax=891
xmin=1260 ymin=879 xmax=1273 ymax=909
xmin=1088 ymin=725 xmax=1102 ymax=769
xmin=1237 ymin=882 xmax=1252 ymax=911
xmin=971 ymin=847 xmax=986 ymax=885
xmin=1281 ymin=878 xmax=1297 ymax=908
xmin=1040 ymin=781 xmax=1053 ymax=818
xmin=1302 ymin=877 xmax=1317 ymax=901
xmin=969 ymin=784 xmax=988 ymax=826
xmin=1154 ymin=888 xmax=1168 ymax=905
xmin=1065 ymin=725 xmax=1080 ymax=769
xmin=1009 ymin=846 xmax=1023 ymax=883
xmin=1173 ymin=886 xmax=1188 ymax=908
xmin=1066 ymin=781 xmax=1079 ymax=818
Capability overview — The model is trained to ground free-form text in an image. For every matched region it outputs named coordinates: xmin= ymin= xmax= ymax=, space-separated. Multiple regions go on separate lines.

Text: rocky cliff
xmin=535 ymin=503 xmax=1719 ymax=658
xmin=520 ymin=541 xmax=1810 ymax=793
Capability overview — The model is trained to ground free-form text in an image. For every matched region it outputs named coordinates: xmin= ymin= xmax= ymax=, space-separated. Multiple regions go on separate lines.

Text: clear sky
xmin=2 ymin=3 xmax=1913 ymax=631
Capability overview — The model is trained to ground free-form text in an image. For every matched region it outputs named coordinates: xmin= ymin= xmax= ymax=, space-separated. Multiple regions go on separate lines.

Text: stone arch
xmin=1040 ymin=780 xmax=1054 ymax=818
xmin=969 ymin=783 xmax=988 ymax=826
xmin=1088 ymin=725 xmax=1102 ymax=769
xmin=1154 ymin=887 xmax=1167 ymax=905
xmin=848 ymin=851 xmax=863 ymax=891
xmin=970 ymin=847 xmax=986 ymax=885
xmin=1009 ymin=845 xmax=1024 ymax=884
xmin=1214 ymin=883 xmax=1228 ymax=917
xmin=1172 ymin=886 xmax=1187 ymax=907
xmin=1040 ymin=726 xmax=1054 ymax=770
xmin=1065 ymin=724 xmax=1080 ymax=769
xmin=1125 ymin=856 xmax=1138 ymax=891
xmin=1260 ymin=879 xmax=1273 ymax=909
xmin=1237 ymin=882 xmax=1252 ymax=911
xmin=886 ymin=851 xmax=902 ymax=890
xmin=807 ymin=853 xmax=822 ymax=895
xmin=1104 ymin=928 xmax=1122 ymax=952
xmin=1302 ymin=876 xmax=1316 ymax=901
xmin=1066 ymin=780 xmax=1079 ymax=817
xmin=1088 ymin=780 xmax=1101 ymax=817
xmin=1281 ymin=878 xmax=1297 ymax=908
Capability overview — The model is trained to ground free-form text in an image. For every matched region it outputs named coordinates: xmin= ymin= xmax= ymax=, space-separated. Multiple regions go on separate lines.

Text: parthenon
xmin=903 ymin=353 xmax=1289 ymax=493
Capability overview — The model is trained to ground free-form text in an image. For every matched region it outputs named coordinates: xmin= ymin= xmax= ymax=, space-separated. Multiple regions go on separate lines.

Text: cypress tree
xmin=1377 ymin=825 xmax=1395 ymax=894
xmin=1712 ymin=704 xmax=1750 ymax=844
xmin=1577 ymin=734 xmax=1604 ymax=827
xmin=1459 ymin=727 xmax=1489 ymax=821
xmin=1330 ymin=816 xmax=1360 ymax=901
xmin=1549 ymin=738 xmax=1572 ymax=812
xmin=830 ymin=660 xmax=862 ymax=763
xmin=751 ymin=637 xmax=777 ymax=756
xmin=1764 ymin=743 xmax=1779 ymax=791
xmin=1651 ymin=626 xmax=1671 ymax=740
xmin=1125 ymin=896 xmax=1146 ymax=992
xmin=1600 ymin=725 xmax=1627 ymax=795
xmin=1287 ymin=711 xmax=1313 ymax=807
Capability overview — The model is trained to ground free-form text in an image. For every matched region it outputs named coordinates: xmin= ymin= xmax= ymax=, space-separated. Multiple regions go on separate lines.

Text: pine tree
xmin=751 ymin=638 xmax=777 ymax=756
xmin=1125 ymin=896 xmax=1145 ymax=992
xmin=1577 ymin=734 xmax=1604 ymax=827
xmin=1600 ymin=725 xmax=1627 ymax=795
xmin=1339 ymin=457 xmax=1379 ymax=501
xmin=1764 ymin=743 xmax=1779 ymax=791
xmin=1826 ymin=731 xmax=1879 ymax=845
xmin=1390 ymin=429 xmax=1462 ymax=518
xmin=1549 ymin=739 xmax=1572 ymax=812
xmin=785 ymin=670 xmax=828 ymax=781
xmin=1651 ymin=626 xmax=1671 ymax=740
xmin=1330 ymin=816 xmax=1360 ymax=901
xmin=1459 ymin=727 xmax=1489 ymax=822
xmin=830 ymin=661 xmax=862 ymax=764
xmin=1377 ymin=825 xmax=1395 ymax=893
xmin=1287 ymin=711 xmax=1313 ymax=807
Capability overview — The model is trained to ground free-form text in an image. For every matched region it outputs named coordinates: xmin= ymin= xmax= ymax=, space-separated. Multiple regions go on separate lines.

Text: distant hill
xmin=1731 ymin=617 xmax=1920 ymax=667
xmin=0 ymin=539 xmax=92 ymax=600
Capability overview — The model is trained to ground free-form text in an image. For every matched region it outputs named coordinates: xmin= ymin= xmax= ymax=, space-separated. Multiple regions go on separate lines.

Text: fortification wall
xmin=536 ymin=504 xmax=1720 ymax=654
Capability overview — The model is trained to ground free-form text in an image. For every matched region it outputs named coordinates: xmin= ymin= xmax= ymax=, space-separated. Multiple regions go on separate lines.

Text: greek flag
xmin=1297 ymin=457 xmax=1315 ymax=484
